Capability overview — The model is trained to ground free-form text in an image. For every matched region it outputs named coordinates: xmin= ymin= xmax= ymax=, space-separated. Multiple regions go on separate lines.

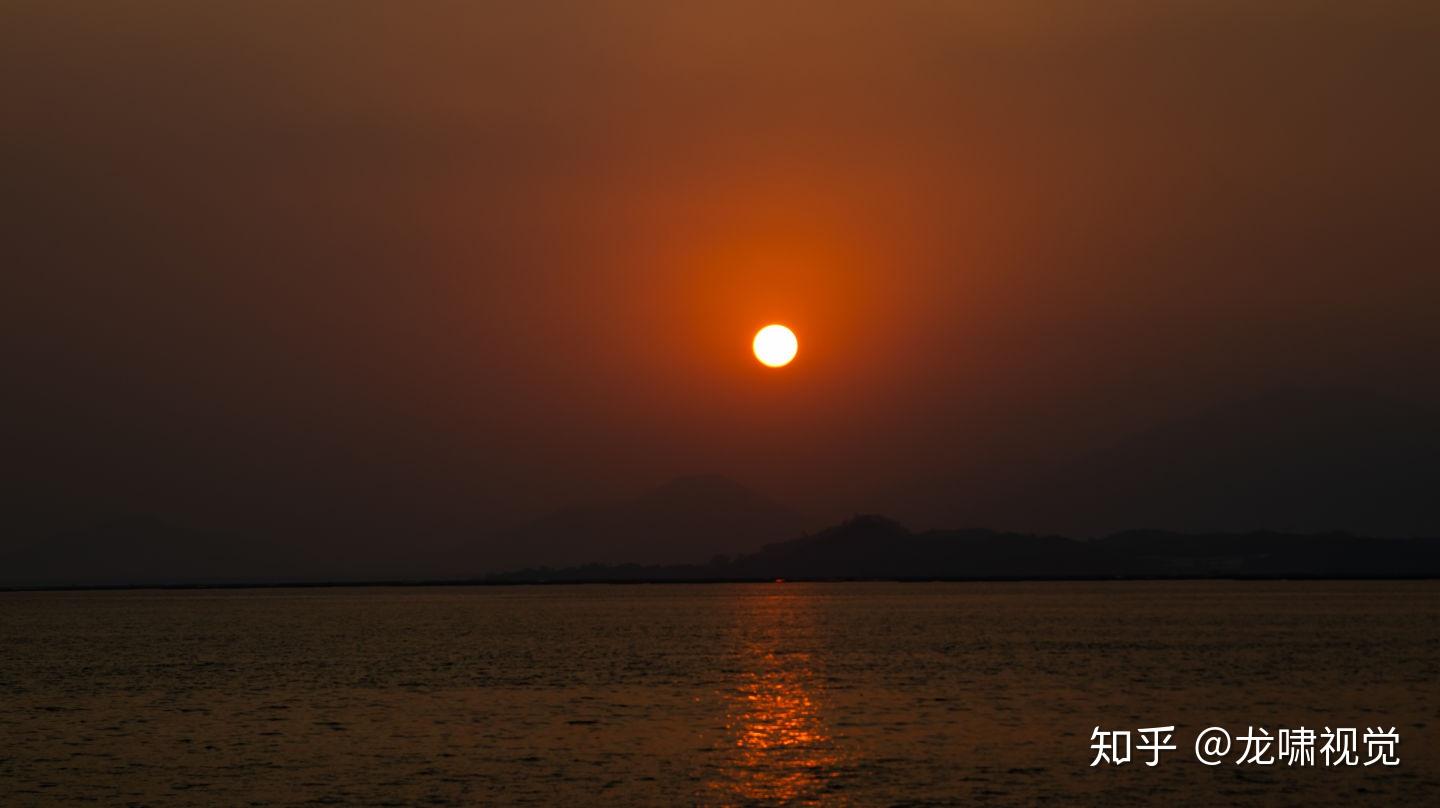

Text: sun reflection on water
xmin=707 ymin=593 xmax=846 ymax=805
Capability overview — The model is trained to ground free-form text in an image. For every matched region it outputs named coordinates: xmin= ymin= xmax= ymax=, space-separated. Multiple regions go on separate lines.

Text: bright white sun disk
xmin=753 ymin=324 xmax=798 ymax=368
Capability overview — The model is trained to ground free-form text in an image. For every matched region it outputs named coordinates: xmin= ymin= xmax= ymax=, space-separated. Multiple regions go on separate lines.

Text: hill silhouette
xmin=8 ymin=386 xmax=1440 ymax=588
xmin=5 ymin=512 xmax=1438 ymax=589
xmin=487 ymin=514 xmax=1440 ymax=582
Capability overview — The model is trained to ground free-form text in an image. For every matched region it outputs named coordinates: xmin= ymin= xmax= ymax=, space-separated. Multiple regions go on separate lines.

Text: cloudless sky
xmin=4 ymin=2 xmax=1438 ymax=554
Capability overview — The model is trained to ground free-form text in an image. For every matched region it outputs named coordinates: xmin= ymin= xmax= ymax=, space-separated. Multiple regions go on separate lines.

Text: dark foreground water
xmin=2 ymin=582 xmax=1437 ymax=806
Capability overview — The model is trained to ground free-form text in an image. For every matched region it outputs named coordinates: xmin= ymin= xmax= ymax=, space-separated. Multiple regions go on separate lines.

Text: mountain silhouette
xmin=450 ymin=474 xmax=810 ymax=573
xmin=8 ymin=385 xmax=1439 ymax=587
xmin=7 ymin=510 xmax=1439 ymax=588
xmin=488 ymin=514 xmax=1440 ymax=582
xmin=980 ymin=387 xmax=1440 ymax=537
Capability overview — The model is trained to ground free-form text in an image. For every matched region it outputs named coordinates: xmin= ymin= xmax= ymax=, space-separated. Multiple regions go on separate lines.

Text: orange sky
xmin=4 ymin=1 xmax=1438 ymax=551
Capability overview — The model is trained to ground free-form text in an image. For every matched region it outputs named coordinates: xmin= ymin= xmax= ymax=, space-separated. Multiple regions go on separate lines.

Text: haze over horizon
xmin=5 ymin=2 xmax=1439 ymax=571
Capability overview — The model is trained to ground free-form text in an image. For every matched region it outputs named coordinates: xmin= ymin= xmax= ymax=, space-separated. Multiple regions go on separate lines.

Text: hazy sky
xmin=5 ymin=2 xmax=1438 ymax=551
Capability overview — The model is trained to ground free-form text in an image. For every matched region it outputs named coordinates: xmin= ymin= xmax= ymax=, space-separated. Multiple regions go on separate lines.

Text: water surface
xmin=2 ymin=582 xmax=1436 ymax=805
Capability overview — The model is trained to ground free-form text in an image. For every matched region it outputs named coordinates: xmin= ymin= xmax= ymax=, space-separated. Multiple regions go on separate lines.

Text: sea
xmin=2 ymin=581 xmax=1436 ymax=805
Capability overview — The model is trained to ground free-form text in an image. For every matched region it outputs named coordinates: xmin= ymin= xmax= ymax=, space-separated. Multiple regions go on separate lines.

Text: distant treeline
xmin=485 ymin=515 xmax=1440 ymax=582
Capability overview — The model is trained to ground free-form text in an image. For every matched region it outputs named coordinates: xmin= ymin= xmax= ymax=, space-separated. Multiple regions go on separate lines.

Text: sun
xmin=752 ymin=324 xmax=798 ymax=368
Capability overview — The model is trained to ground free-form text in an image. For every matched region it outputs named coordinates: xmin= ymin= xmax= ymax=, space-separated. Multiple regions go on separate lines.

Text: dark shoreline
xmin=5 ymin=573 xmax=1440 ymax=594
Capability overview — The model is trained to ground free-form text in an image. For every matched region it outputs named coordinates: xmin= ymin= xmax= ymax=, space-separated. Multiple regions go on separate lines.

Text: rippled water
xmin=2 ymin=582 xmax=1437 ymax=805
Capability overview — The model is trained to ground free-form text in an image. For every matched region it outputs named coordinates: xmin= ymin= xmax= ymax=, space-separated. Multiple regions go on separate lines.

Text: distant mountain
xmin=487 ymin=514 xmax=1440 ymax=582
xmin=450 ymin=474 xmax=810 ymax=573
xmin=11 ymin=393 xmax=1439 ymax=587
xmin=8 ymin=510 xmax=1438 ymax=589
xmin=982 ymin=387 xmax=1440 ymax=538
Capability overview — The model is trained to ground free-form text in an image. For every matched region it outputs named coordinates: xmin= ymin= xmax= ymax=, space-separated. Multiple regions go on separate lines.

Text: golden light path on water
xmin=710 ymin=591 xmax=844 ymax=804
